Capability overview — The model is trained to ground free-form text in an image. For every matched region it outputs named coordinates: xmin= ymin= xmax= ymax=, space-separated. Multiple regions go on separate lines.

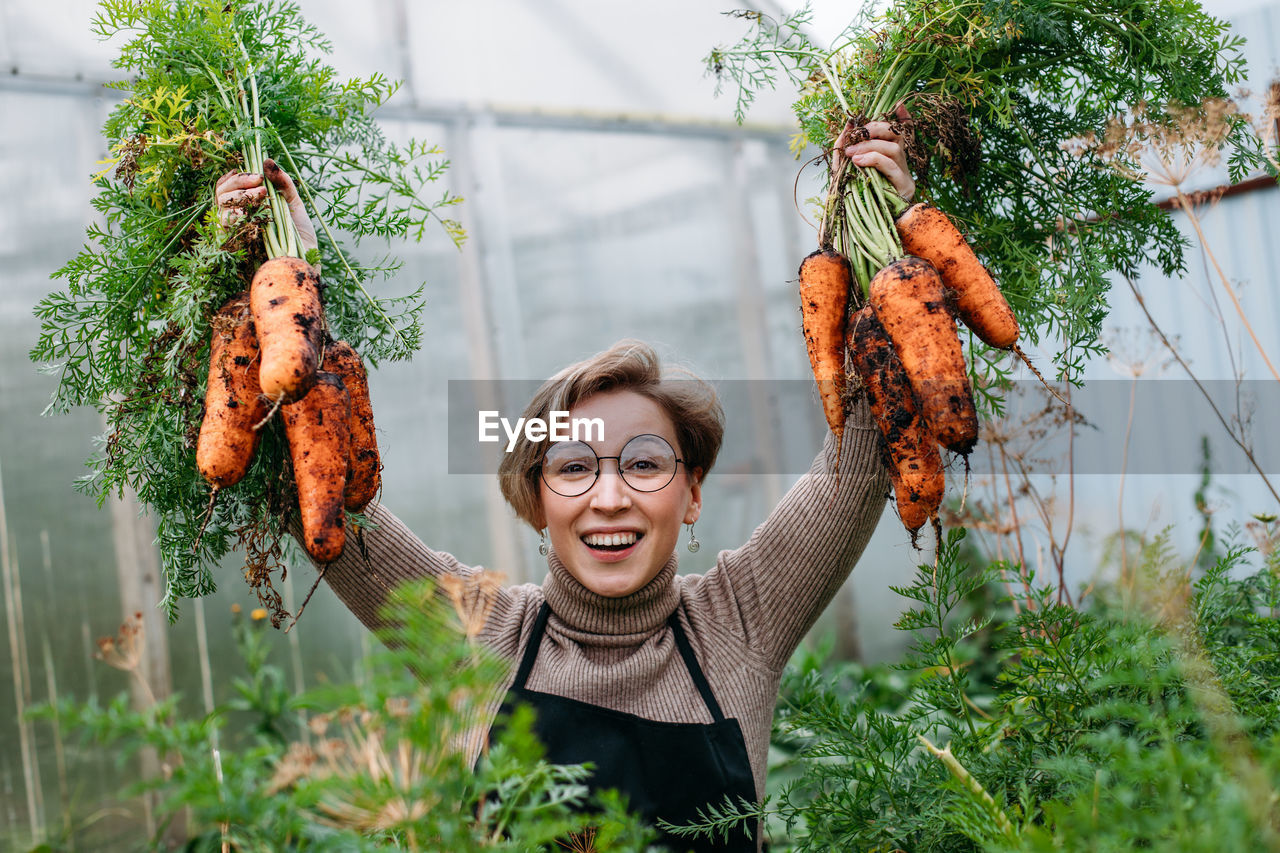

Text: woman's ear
xmin=683 ymin=468 xmax=703 ymax=525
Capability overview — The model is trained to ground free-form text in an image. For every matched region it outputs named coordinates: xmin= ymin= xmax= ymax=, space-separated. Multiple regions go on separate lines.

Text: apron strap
xmin=667 ymin=611 xmax=726 ymax=724
xmin=513 ymin=601 xmax=727 ymax=725
xmin=513 ymin=601 xmax=553 ymax=689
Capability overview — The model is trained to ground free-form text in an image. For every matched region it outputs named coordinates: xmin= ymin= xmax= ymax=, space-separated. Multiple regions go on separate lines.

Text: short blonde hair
xmin=497 ymin=340 xmax=724 ymax=530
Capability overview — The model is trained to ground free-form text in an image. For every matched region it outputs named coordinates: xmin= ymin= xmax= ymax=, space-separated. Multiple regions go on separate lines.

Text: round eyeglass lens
xmin=541 ymin=434 xmax=679 ymax=497
xmin=541 ymin=441 xmax=599 ymax=497
xmin=616 ymin=434 xmax=678 ymax=492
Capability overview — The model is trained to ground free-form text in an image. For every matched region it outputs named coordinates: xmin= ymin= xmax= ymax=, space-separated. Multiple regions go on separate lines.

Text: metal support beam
xmin=0 ymin=68 xmax=795 ymax=141
xmin=447 ymin=114 xmax=529 ymax=584
xmin=724 ymin=138 xmax=784 ymax=508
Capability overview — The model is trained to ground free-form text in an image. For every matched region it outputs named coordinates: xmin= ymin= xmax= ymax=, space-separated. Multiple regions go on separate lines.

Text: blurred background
xmin=2 ymin=0 xmax=1279 ymax=846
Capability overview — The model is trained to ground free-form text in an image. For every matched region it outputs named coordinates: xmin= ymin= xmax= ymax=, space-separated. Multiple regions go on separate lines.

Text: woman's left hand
xmin=834 ymin=120 xmax=915 ymax=202
xmin=215 ymin=159 xmax=319 ymax=254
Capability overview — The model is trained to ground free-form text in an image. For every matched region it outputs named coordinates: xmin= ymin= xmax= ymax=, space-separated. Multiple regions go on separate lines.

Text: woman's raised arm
xmin=693 ymin=396 xmax=889 ymax=670
xmin=305 ymin=502 xmax=529 ymax=656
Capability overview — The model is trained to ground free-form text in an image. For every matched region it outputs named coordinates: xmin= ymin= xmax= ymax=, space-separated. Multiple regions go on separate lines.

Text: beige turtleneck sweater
xmin=322 ymin=399 xmax=887 ymax=800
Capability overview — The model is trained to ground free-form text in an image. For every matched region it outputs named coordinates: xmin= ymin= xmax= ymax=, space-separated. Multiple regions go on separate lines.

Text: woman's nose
xmin=589 ymin=464 xmax=632 ymax=511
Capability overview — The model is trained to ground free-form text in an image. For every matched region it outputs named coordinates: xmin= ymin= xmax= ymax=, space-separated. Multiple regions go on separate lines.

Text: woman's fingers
xmin=843 ymin=121 xmax=915 ymax=201
xmin=850 ymin=150 xmax=915 ymax=202
xmin=216 ymin=171 xmax=261 ymax=227
xmin=214 ymin=163 xmax=318 ymax=253
xmin=216 ymin=170 xmax=262 ymax=195
xmin=263 ymin=159 xmax=319 ymax=254
xmin=262 ymin=159 xmax=297 ymax=202
xmin=216 ymin=179 xmax=268 ymax=228
xmin=220 ymin=186 xmax=267 ymax=205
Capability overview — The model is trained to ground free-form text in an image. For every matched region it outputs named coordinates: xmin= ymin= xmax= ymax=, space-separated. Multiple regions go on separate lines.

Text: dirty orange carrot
xmin=323 ymin=340 xmax=381 ymax=511
xmin=895 ymin=203 xmax=1019 ymax=349
xmin=847 ymin=306 xmax=944 ymax=533
xmin=196 ymin=294 xmax=271 ymax=489
xmin=249 ymin=256 xmax=324 ymax=403
xmin=798 ymin=248 xmax=852 ymax=445
xmin=283 ymin=371 xmax=350 ymax=563
xmin=869 ymin=255 xmax=978 ymax=454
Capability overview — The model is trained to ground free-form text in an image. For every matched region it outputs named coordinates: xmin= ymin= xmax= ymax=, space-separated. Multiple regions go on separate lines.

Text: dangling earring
xmin=538 ymin=529 xmax=549 ymax=556
xmin=687 ymin=523 xmax=700 ymax=553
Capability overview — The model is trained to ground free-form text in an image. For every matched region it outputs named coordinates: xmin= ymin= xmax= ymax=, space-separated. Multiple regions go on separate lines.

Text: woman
xmin=217 ymin=124 xmax=913 ymax=852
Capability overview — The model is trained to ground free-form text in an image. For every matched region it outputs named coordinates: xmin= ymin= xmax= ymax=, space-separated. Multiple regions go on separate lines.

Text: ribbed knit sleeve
xmin=697 ymin=395 xmax=889 ymax=670
xmin=319 ymin=502 xmax=529 ymax=654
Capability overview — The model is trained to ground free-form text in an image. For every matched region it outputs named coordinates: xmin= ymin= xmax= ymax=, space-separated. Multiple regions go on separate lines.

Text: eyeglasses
xmin=540 ymin=434 xmax=685 ymax=497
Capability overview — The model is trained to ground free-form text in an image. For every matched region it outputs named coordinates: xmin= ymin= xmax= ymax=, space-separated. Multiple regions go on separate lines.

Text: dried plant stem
xmin=281 ymin=568 xmax=310 ymax=742
xmin=213 ymin=748 xmax=230 ymax=853
xmin=1125 ymin=276 xmax=1280 ymax=506
xmin=1058 ymin=379 xmax=1077 ymax=606
xmin=193 ymin=597 xmax=218 ymax=749
xmin=40 ymin=636 xmax=71 ymax=845
xmin=997 ymin=443 xmax=1034 ymax=607
xmin=1173 ymin=190 xmax=1280 ymax=383
xmin=79 ymin=619 xmax=98 ymax=704
xmin=1118 ymin=374 xmax=1139 ymax=586
xmin=1011 ymin=343 xmax=1073 ymax=409
xmin=285 ymin=566 xmax=326 ymax=634
xmin=130 ymin=668 xmax=158 ymax=709
xmin=192 ymin=488 xmax=219 ymax=554
xmin=0 ymin=457 xmax=44 ymax=843
xmin=36 ymin=532 xmax=72 ymax=845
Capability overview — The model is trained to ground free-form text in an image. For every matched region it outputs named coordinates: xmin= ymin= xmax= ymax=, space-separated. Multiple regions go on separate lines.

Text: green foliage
xmin=675 ymin=526 xmax=1280 ymax=850
xmin=30 ymin=582 xmax=656 ymax=851
xmin=30 ymin=0 xmax=464 ymax=617
xmin=707 ymin=0 xmax=1268 ymax=388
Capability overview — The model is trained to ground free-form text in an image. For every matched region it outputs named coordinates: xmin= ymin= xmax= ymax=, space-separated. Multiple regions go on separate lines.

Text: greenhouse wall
xmin=2 ymin=0 xmax=1278 ymax=846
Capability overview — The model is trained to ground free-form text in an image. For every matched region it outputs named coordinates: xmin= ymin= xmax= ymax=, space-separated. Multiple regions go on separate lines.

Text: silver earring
xmin=538 ymin=530 xmax=549 ymax=556
xmin=687 ymin=523 xmax=700 ymax=553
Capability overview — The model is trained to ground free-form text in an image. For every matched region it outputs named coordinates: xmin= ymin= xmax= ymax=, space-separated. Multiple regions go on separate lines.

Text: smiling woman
xmin=498 ymin=343 xmax=721 ymax=600
xmin=219 ymin=129 xmax=911 ymax=848
xmin=316 ymin=340 xmax=889 ymax=852
xmin=536 ymin=387 xmax=704 ymax=600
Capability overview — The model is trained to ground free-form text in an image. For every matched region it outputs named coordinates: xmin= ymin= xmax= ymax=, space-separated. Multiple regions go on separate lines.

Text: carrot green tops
xmin=321 ymin=397 xmax=888 ymax=799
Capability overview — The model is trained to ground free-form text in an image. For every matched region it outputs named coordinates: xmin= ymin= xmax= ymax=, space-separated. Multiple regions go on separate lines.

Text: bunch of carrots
xmin=799 ymin=125 xmax=1018 ymax=536
xmin=708 ymin=0 xmax=1251 ymax=537
xmin=185 ymin=29 xmax=384 ymax=567
xmin=196 ymin=254 xmax=381 ymax=564
xmin=33 ymin=0 xmax=469 ymax=617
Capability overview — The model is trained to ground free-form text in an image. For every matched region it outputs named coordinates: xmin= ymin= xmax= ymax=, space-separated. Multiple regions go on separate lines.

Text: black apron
xmin=497 ymin=601 xmax=758 ymax=852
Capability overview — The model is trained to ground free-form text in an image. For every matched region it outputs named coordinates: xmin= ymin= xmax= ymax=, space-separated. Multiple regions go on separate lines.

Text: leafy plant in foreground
xmin=674 ymin=526 xmax=1280 ymax=850
xmin=31 ymin=0 xmax=464 ymax=619
xmin=31 ymin=582 xmax=655 ymax=852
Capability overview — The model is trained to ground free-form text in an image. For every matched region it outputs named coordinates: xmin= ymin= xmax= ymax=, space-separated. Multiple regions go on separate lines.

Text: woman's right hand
xmin=831 ymin=120 xmax=916 ymax=203
xmin=215 ymin=158 xmax=318 ymax=254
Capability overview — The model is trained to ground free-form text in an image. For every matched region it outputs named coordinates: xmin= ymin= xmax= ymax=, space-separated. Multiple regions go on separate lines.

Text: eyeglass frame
xmin=537 ymin=433 xmax=688 ymax=498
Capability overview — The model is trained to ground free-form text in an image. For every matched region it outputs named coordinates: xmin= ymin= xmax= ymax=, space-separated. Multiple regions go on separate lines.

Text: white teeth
xmin=583 ymin=532 xmax=637 ymax=547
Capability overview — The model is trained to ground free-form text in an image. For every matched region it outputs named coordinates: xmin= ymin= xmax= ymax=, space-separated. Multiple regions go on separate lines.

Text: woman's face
xmin=538 ymin=389 xmax=702 ymax=598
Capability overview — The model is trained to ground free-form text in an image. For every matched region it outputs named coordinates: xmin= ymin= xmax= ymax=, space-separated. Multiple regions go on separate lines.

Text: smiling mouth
xmin=582 ymin=532 xmax=641 ymax=552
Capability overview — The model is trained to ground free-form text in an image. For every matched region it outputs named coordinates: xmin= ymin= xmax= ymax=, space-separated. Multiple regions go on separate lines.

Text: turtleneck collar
xmin=541 ymin=550 xmax=681 ymax=637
